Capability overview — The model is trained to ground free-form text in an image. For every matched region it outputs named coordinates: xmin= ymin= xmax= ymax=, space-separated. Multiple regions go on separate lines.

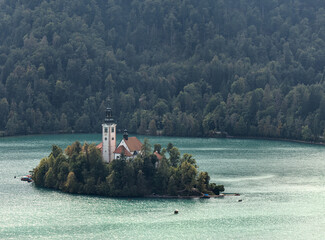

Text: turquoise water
xmin=0 ymin=134 xmax=325 ymax=239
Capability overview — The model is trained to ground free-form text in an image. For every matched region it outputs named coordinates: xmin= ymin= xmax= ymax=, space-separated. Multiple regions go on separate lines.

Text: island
xmin=32 ymin=139 xmax=225 ymax=198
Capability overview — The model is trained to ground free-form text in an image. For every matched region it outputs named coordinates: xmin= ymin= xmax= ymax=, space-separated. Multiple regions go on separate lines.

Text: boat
xmin=200 ymin=193 xmax=210 ymax=199
xmin=21 ymin=175 xmax=32 ymax=183
xmin=174 ymin=209 xmax=179 ymax=214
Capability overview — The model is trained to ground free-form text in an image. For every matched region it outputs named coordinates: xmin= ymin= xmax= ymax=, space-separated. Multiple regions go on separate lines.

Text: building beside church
xmin=114 ymin=129 xmax=142 ymax=160
xmin=97 ymin=107 xmax=142 ymax=163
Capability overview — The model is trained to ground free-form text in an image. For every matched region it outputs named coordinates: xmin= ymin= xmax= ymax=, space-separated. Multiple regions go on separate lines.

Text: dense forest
xmin=33 ymin=140 xmax=224 ymax=197
xmin=1 ymin=0 xmax=325 ymax=141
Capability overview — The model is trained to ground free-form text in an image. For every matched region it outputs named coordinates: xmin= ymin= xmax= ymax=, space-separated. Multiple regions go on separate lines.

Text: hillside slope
xmin=1 ymin=0 xmax=325 ymax=141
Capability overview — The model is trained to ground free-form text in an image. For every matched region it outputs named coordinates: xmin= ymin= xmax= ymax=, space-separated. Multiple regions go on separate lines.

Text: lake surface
xmin=0 ymin=134 xmax=325 ymax=239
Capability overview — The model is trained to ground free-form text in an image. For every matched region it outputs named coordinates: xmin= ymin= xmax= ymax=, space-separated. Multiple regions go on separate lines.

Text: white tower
xmin=102 ymin=107 xmax=116 ymax=163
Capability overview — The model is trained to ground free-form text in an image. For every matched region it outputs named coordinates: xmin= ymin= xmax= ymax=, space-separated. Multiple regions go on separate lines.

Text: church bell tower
xmin=102 ymin=107 xmax=116 ymax=163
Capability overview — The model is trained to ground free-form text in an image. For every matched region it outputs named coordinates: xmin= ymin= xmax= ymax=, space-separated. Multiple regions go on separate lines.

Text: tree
xmin=65 ymin=172 xmax=79 ymax=193
xmin=154 ymin=158 xmax=170 ymax=194
xmin=65 ymin=141 xmax=82 ymax=157
xmin=44 ymin=167 xmax=56 ymax=188
xmin=197 ymin=171 xmax=210 ymax=193
xmin=154 ymin=144 xmax=161 ymax=153
xmin=0 ymin=98 xmax=9 ymax=129
xmin=209 ymin=183 xmax=224 ymax=195
xmin=167 ymin=175 xmax=177 ymax=195
xmin=166 ymin=143 xmax=174 ymax=152
xmin=33 ymin=158 xmax=49 ymax=187
xmin=136 ymin=170 xmax=147 ymax=196
xmin=154 ymin=100 xmax=168 ymax=116
xmin=141 ymin=138 xmax=151 ymax=157
xmin=301 ymin=125 xmax=313 ymax=141
xmin=138 ymin=117 xmax=147 ymax=135
xmin=75 ymin=114 xmax=91 ymax=132
xmin=51 ymin=145 xmax=62 ymax=158
xmin=5 ymin=111 xmax=21 ymax=135
xmin=234 ymin=116 xmax=247 ymax=136
xmin=178 ymin=161 xmax=197 ymax=193
xmin=59 ymin=113 xmax=69 ymax=132
xmin=169 ymin=147 xmax=180 ymax=167
xmin=83 ymin=177 xmax=96 ymax=194
xmin=148 ymin=119 xmax=157 ymax=135
xmin=181 ymin=153 xmax=197 ymax=167
xmin=162 ymin=115 xmax=173 ymax=136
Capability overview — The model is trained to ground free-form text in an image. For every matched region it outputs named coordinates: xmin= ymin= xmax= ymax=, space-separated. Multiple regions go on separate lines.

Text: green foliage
xmin=65 ymin=172 xmax=79 ymax=193
xmin=153 ymin=144 xmax=161 ymax=154
xmin=169 ymin=147 xmax=180 ymax=167
xmin=141 ymin=138 xmax=151 ymax=157
xmin=301 ymin=125 xmax=313 ymax=141
xmin=33 ymin=140 xmax=222 ymax=197
xmin=208 ymin=183 xmax=225 ymax=195
xmin=178 ymin=161 xmax=197 ymax=192
xmin=33 ymin=158 xmax=49 ymax=187
xmin=44 ymin=167 xmax=55 ymax=188
xmin=197 ymin=172 xmax=210 ymax=193
xmin=51 ymin=145 xmax=62 ymax=158
xmin=148 ymin=119 xmax=157 ymax=136
xmin=1 ymin=1 xmax=325 ymax=142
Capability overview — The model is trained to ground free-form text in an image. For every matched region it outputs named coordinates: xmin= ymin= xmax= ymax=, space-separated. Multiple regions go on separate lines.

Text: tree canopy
xmin=32 ymin=140 xmax=224 ymax=197
xmin=1 ymin=0 xmax=325 ymax=141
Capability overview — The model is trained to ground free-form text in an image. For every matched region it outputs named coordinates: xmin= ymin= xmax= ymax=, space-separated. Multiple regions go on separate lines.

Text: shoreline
xmin=1 ymin=131 xmax=324 ymax=147
xmin=30 ymin=185 xmax=239 ymax=199
xmin=144 ymin=193 xmax=240 ymax=199
xmin=227 ymin=135 xmax=325 ymax=147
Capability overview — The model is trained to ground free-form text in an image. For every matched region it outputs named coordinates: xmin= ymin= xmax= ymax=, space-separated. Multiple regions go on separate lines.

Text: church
xmin=96 ymin=107 xmax=143 ymax=163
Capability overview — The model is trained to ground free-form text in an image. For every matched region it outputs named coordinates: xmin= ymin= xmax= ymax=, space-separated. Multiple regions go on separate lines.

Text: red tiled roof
xmin=154 ymin=151 xmax=163 ymax=160
xmin=113 ymin=145 xmax=132 ymax=157
xmin=96 ymin=142 xmax=103 ymax=150
xmin=124 ymin=137 xmax=142 ymax=152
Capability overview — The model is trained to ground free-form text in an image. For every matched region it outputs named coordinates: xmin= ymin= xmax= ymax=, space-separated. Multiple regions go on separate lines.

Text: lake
xmin=0 ymin=134 xmax=325 ymax=239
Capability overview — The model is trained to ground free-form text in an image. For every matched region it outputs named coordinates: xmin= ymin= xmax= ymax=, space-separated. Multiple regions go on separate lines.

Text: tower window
xmin=112 ymin=138 xmax=114 ymax=140
xmin=105 ymin=137 xmax=107 ymax=141
xmin=104 ymin=128 xmax=108 ymax=133
xmin=112 ymin=128 xmax=114 ymax=133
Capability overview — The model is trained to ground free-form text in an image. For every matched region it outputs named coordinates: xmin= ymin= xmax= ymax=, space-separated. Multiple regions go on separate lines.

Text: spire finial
xmin=123 ymin=129 xmax=128 ymax=140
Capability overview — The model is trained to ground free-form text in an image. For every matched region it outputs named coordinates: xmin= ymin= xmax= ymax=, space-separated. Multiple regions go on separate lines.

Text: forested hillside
xmin=1 ymin=0 xmax=325 ymax=141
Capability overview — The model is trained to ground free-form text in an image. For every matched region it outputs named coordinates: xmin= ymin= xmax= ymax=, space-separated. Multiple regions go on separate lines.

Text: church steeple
xmin=102 ymin=106 xmax=116 ymax=163
xmin=104 ymin=107 xmax=114 ymax=124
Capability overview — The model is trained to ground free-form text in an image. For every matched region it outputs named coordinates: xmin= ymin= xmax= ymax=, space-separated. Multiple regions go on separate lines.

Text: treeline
xmin=33 ymin=140 xmax=224 ymax=197
xmin=1 ymin=0 xmax=325 ymax=141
